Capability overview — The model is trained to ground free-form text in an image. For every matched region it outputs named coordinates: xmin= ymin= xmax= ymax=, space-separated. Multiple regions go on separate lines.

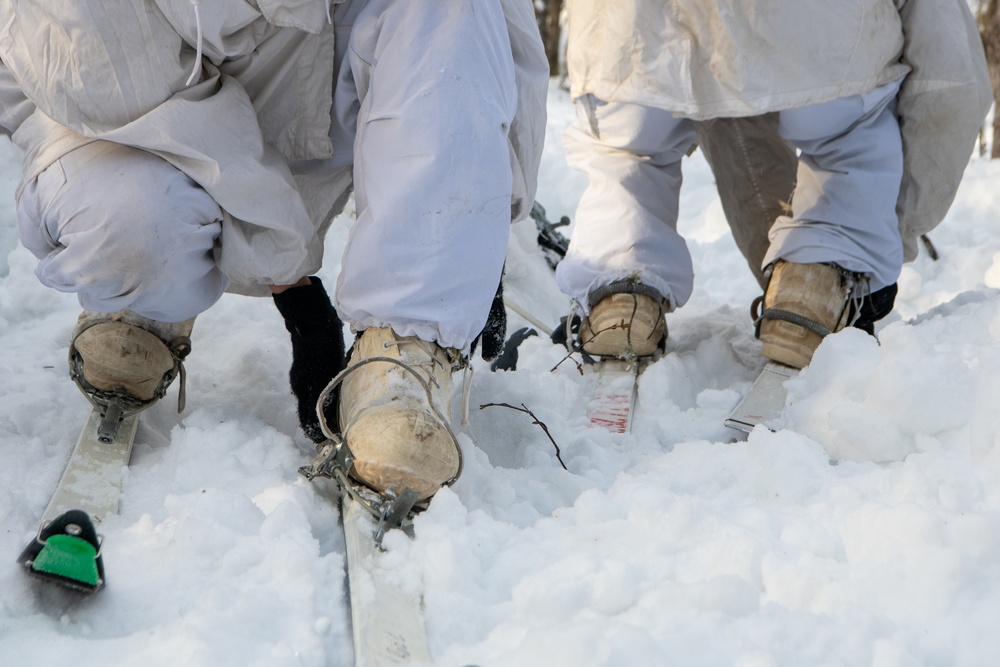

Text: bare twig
xmin=550 ymin=347 xmax=587 ymax=375
xmin=550 ymin=320 xmax=628 ymax=374
xmin=479 ymin=402 xmax=568 ymax=470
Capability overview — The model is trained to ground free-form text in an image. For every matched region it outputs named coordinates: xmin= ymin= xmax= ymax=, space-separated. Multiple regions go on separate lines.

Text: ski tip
xmin=18 ymin=509 xmax=105 ymax=593
xmin=723 ymin=418 xmax=755 ymax=435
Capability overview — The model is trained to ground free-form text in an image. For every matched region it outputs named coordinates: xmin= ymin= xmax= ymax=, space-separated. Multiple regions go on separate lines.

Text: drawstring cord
xmin=460 ymin=364 xmax=473 ymax=427
xmin=851 ymin=276 xmax=871 ymax=328
xmin=185 ymin=0 xmax=204 ymax=86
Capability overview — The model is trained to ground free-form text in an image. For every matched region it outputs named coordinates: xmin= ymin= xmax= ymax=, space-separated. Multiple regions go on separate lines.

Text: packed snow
xmin=4 ymin=82 xmax=1000 ymax=666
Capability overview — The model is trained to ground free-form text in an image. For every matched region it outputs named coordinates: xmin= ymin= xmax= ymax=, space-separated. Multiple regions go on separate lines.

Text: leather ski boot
xmin=70 ymin=310 xmax=194 ymax=413
xmin=338 ymin=327 xmax=463 ymax=501
xmin=579 ymin=280 xmax=667 ymax=359
xmin=756 ymin=260 xmax=860 ymax=369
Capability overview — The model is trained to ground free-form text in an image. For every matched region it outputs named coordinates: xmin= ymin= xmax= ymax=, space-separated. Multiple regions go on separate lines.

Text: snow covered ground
xmin=4 ymin=83 xmax=1000 ymax=666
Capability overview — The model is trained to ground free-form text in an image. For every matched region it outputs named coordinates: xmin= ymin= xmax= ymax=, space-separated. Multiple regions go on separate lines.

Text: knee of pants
xmin=59 ymin=203 xmax=220 ymax=294
xmin=22 ymin=143 xmax=225 ymax=314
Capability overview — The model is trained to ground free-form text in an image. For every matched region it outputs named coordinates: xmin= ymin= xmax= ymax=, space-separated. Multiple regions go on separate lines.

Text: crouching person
xmin=556 ymin=0 xmax=990 ymax=370
xmin=0 ymin=0 xmax=548 ymax=504
xmin=285 ymin=0 xmax=548 ymax=502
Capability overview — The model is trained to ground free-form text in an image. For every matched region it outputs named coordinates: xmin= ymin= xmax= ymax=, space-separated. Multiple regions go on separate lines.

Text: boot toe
xmin=580 ymin=291 xmax=666 ymax=358
xmin=73 ymin=322 xmax=176 ymax=400
xmin=345 ymin=406 xmax=459 ymax=501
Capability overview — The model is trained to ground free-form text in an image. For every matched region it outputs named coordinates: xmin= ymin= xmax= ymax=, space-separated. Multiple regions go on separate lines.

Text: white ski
xmin=18 ymin=402 xmax=140 ymax=591
xmin=342 ymin=495 xmax=432 ymax=667
xmin=724 ymin=361 xmax=797 ymax=434
xmin=300 ymin=441 xmax=433 ymax=667
xmin=587 ymin=359 xmax=641 ymax=434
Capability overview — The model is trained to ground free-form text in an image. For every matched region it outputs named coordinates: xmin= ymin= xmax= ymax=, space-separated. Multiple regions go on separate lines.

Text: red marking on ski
xmin=589 ymin=392 xmax=633 ymax=433
xmin=587 ymin=360 xmax=640 ymax=434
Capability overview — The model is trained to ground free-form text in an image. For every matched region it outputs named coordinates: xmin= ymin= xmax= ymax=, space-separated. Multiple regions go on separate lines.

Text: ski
xmin=587 ymin=359 xmax=641 ymax=434
xmin=300 ymin=440 xmax=432 ymax=667
xmin=18 ymin=401 xmax=139 ymax=592
xmin=724 ymin=361 xmax=798 ymax=434
xmin=342 ymin=494 xmax=432 ymax=667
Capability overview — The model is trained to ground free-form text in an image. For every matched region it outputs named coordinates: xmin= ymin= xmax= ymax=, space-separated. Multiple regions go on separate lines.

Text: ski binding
xmin=18 ymin=400 xmax=139 ymax=592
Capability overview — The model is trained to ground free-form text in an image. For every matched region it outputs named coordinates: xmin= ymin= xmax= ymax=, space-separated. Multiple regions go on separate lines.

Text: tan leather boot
xmin=580 ymin=282 xmax=667 ymax=359
xmin=757 ymin=261 xmax=856 ymax=369
xmin=71 ymin=311 xmax=193 ymax=408
xmin=338 ymin=327 xmax=463 ymax=501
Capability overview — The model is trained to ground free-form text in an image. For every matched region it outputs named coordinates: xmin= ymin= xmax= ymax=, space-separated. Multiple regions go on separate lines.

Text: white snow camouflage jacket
xmin=0 ymin=0 xmax=547 ymax=288
xmin=566 ymin=0 xmax=991 ymax=262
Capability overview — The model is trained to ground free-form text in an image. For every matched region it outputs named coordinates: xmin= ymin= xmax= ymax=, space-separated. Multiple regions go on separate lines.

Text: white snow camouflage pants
xmin=556 ymin=80 xmax=905 ymax=312
xmin=16 ymin=0 xmax=527 ymax=351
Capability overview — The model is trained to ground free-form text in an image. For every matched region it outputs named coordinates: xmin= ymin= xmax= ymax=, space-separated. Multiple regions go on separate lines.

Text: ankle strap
xmin=588 ymin=280 xmax=663 ymax=307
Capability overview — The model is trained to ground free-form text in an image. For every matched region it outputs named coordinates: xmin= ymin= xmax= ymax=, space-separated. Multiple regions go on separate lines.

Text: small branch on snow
xmin=550 ymin=347 xmax=586 ymax=374
xmin=479 ymin=402 xmax=568 ymax=470
xmin=550 ymin=320 xmax=628 ymax=374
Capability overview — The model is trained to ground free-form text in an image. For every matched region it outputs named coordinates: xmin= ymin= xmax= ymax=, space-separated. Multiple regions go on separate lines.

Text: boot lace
xmin=184 ymin=0 xmax=204 ymax=86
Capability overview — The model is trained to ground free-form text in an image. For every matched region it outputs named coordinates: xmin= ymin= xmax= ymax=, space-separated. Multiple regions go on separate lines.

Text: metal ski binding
xmin=300 ymin=439 xmax=422 ymax=545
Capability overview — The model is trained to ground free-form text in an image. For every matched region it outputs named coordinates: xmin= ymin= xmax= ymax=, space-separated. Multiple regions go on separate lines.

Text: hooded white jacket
xmin=0 ymin=0 xmax=547 ymax=287
xmin=565 ymin=0 xmax=990 ymax=261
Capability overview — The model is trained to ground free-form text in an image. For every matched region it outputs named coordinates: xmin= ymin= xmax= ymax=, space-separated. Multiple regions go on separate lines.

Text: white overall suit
xmin=555 ymin=0 xmax=990 ymax=313
xmin=0 ymin=0 xmax=548 ymax=351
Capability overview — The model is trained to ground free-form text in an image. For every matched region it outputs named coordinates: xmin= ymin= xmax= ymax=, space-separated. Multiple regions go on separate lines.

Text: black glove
xmin=472 ymin=271 xmax=508 ymax=362
xmin=272 ymin=277 xmax=346 ymax=443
